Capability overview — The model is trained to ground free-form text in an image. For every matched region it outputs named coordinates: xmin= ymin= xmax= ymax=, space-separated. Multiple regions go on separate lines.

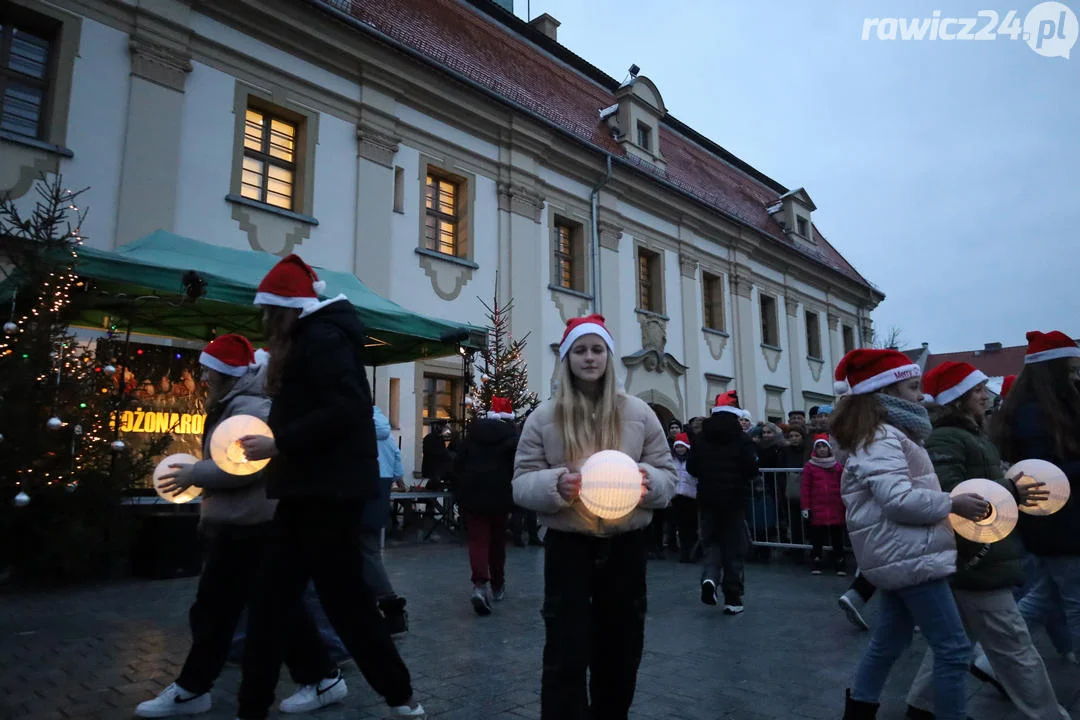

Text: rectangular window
xmin=0 ymin=13 xmax=54 ymax=140
xmin=637 ymin=122 xmax=651 ymax=151
xmin=760 ymin=294 xmax=779 ymax=347
xmin=553 ymin=217 xmax=585 ymax=292
xmin=393 ymin=166 xmax=405 ymax=214
xmin=241 ymin=107 xmax=298 ymax=210
xmin=424 ymin=171 xmax=461 ymax=256
xmin=637 ymin=247 xmax=662 ymax=313
xmin=796 ymin=216 xmax=809 ymax=238
xmin=388 ymin=377 xmax=400 ymax=429
xmin=702 ymin=272 xmax=725 ymax=332
xmin=422 ymin=374 xmax=459 ymax=424
xmin=843 ymin=324 xmax=856 ymax=354
xmin=805 ymin=311 xmax=822 ymax=359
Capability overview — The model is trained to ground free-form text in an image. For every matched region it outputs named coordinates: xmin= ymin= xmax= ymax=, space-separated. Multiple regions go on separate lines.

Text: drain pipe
xmin=589 ymin=154 xmax=612 ymax=314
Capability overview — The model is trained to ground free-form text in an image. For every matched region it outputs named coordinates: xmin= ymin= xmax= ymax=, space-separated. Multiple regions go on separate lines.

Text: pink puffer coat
xmin=800 ymin=461 xmax=846 ymax=526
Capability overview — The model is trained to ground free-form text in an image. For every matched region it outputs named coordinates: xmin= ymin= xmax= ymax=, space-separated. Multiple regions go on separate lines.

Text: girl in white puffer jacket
xmin=831 ymin=350 xmax=990 ymax=720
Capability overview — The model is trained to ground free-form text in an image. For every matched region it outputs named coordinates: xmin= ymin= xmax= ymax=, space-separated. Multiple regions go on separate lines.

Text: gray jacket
xmin=191 ymin=366 xmax=276 ymax=526
xmin=841 ymin=423 xmax=957 ymax=591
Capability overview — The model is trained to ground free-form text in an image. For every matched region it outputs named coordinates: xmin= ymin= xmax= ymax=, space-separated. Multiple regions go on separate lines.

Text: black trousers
xmin=176 ymin=523 xmax=333 ymax=695
xmin=541 ymin=529 xmax=647 ymax=720
xmin=699 ymin=502 xmax=747 ymax=601
xmin=670 ymin=496 xmax=698 ymax=557
xmin=647 ymin=509 xmax=667 ymax=551
xmin=808 ymin=524 xmax=846 ymax=563
xmin=237 ymin=499 xmax=413 ymax=719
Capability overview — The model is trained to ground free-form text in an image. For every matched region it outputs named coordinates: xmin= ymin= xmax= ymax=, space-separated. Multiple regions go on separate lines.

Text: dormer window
xmin=771 ymin=187 xmax=817 ymax=244
xmin=637 ymin=122 xmax=652 ymax=151
xmin=796 ymin=216 xmax=808 ymax=238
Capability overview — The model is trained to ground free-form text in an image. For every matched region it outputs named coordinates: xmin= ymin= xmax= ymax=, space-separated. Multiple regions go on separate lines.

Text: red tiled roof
xmin=925 ymin=346 xmax=1027 ymax=378
xmin=315 ymin=0 xmax=873 ymax=288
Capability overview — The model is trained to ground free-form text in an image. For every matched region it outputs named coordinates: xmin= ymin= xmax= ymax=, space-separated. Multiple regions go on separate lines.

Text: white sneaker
xmin=388 ymin=701 xmax=426 ymax=717
xmin=838 ymin=592 xmax=870 ymax=631
xmin=278 ymin=670 xmax=347 ymax=713
xmin=135 ymin=683 xmax=211 ymax=718
xmin=471 ymin=585 xmax=492 ymax=616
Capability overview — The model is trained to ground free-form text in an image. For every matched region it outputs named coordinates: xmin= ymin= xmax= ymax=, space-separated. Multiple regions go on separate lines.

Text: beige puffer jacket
xmin=512 ymin=394 xmax=676 ymax=536
xmin=841 ymin=423 xmax=956 ymax=591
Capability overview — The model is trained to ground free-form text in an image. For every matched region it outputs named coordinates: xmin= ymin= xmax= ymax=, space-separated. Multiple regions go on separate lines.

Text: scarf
xmin=809 ymin=456 xmax=837 ymax=469
xmin=876 ymin=393 xmax=932 ymax=444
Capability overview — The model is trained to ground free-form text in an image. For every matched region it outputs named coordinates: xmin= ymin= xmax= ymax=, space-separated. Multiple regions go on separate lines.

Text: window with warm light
xmin=553 ymin=217 xmax=585 ymax=292
xmin=425 ymin=172 xmax=461 ymax=256
xmin=422 ymin=374 xmax=459 ymax=423
xmin=0 ymin=13 xmax=54 ymax=140
xmin=241 ymin=107 xmax=297 ymax=210
xmin=637 ymin=247 xmax=663 ymax=313
xmin=702 ymin=272 xmax=725 ymax=332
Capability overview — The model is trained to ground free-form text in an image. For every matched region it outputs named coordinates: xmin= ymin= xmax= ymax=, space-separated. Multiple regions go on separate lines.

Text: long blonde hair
xmin=552 ymin=352 xmax=622 ymax=462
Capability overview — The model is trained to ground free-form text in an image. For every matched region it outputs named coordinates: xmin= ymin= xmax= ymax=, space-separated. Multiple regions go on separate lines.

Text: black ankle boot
xmin=378 ymin=596 xmax=408 ymax=635
xmin=843 ymin=689 xmax=879 ymax=719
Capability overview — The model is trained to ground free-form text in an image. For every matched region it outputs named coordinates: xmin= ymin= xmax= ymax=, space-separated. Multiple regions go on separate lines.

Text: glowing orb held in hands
xmin=153 ymin=453 xmax=202 ymax=504
xmin=949 ymin=478 xmax=1018 ymax=544
xmin=209 ymin=415 xmax=273 ymax=476
xmin=579 ymin=450 xmax=642 ymax=520
xmin=1007 ymin=459 xmax=1071 ymax=516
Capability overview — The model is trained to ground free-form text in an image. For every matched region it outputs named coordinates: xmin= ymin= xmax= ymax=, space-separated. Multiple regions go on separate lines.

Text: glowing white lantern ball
xmin=579 ymin=450 xmax=642 ymax=520
xmin=210 ymin=414 xmax=273 ymax=476
xmin=152 ymin=453 xmax=202 ymax=504
xmin=949 ymin=478 xmax=1018 ymax=543
xmin=1007 ymin=459 xmax=1071 ymax=516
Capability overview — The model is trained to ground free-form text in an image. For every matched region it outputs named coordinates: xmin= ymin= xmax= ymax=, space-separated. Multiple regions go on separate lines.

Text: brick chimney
xmin=529 ymin=13 xmax=560 ymax=42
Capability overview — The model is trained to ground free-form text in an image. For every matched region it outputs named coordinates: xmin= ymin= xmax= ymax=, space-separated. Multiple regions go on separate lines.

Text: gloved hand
xmin=801 ymin=509 xmax=810 ymax=520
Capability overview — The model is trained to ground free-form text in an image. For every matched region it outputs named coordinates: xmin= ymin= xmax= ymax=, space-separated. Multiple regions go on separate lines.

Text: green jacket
xmin=925 ymin=414 xmax=1025 ymax=592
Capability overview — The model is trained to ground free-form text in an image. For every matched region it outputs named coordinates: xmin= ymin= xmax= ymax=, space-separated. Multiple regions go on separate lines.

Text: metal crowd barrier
xmin=748 ymin=467 xmax=816 ymax=551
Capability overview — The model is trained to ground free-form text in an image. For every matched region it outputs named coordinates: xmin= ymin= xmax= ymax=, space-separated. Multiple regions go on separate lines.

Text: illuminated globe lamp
xmin=1007 ymin=459 xmax=1072 ymax=516
xmin=948 ymin=478 xmax=1018 ymax=543
xmin=209 ymin=414 xmax=273 ymax=476
xmin=152 ymin=453 xmax=202 ymax=504
xmin=579 ymin=450 xmax=642 ymax=520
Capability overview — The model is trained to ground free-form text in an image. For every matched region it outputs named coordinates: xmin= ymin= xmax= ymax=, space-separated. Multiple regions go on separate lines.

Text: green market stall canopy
xmin=4 ymin=231 xmax=486 ymax=366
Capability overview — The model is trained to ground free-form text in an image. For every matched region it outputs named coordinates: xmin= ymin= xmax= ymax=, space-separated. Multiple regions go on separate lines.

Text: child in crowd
xmin=670 ymin=433 xmax=699 ymax=563
xmin=800 ymin=435 xmax=846 ymax=575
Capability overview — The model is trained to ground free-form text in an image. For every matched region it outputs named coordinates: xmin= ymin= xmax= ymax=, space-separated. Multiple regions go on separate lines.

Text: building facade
xmin=1 ymin=0 xmax=883 ymax=478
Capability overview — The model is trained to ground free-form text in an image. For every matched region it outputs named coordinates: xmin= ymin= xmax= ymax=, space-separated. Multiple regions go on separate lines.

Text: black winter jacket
xmin=264 ymin=299 xmax=379 ymax=501
xmin=1007 ymin=401 xmax=1080 ymax=557
xmin=453 ymin=419 xmax=518 ymax=514
xmin=686 ymin=412 xmax=759 ymax=506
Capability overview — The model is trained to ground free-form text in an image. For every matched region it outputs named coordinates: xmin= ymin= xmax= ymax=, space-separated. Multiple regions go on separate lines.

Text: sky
xmin=513 ymin=0 xmax=1080 ymax=353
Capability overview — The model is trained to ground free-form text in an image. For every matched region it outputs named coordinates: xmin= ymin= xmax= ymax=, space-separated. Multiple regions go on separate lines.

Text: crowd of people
xmin=131 ymin=251 xmax=1078 ymax=720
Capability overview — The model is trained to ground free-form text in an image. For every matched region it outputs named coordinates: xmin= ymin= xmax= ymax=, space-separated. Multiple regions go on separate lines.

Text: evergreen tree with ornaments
xmin=0 ymin=176 xmax=168 ymax=585
xmin=465 ymin=292 xmax=539 ymax=422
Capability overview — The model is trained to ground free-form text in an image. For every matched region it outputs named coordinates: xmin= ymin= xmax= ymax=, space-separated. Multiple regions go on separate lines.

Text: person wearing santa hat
xmin=800 ymin=434 xmax=846 ymax=576
xmin=686 ymin=390 xmax=759 ymax=613
xmin=669 ymin=433 xmax=699 ymax=564
xmin=991 ymin=330 xmax=1080 ymax=669
xmin=903 ymin=361 xmax=1067 ymax=720
xmin=830 ymin=348 xmax=990 ymax=720
xmin=137 ymin=335 xmax=345 ymax=719
xmin=453 ymin=396 xmax=519 ymax=615
xmin=235 ymin=255 xmax=424 ymax=719
xmin=512 ymin=314 xmax=676 ymax=720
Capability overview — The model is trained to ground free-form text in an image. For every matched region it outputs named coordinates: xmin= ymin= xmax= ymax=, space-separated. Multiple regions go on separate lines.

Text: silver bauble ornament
xmin=3 ymin=321 xmax=16 ymax=335
xmin=110 ymin=439 xmax=126 ymax=451
xmin=46 ymin=417 xmax=63 ymax=430
xmin=13 ymin=491 xmax=30 ymax=507
xmin=103 ymin=364 xmax=117 ymax=376
xmin=65 ymin=482 xmax=77 ymax=494
xmin=0 ymin=432 xmax=4 ymax=444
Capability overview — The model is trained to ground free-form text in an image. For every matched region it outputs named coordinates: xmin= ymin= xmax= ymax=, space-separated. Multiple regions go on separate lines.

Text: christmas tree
xmin=0 ymin=175 xmax=169 ymax=584
xmin=466 ymin=292 xmax=539 ymax=421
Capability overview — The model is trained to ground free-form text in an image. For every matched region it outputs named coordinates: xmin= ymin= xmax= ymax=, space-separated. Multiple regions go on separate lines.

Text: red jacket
xmin=800 ymin=460 xmax=845 ymax=527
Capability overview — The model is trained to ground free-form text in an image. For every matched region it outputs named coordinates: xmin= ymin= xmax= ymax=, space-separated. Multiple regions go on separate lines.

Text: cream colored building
xmin=0 ymin=0 xmax=882 ymax=477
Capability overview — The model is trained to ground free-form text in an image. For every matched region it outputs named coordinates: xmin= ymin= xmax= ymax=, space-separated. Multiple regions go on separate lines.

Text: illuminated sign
xmin=112 ymin=409 xmax=206 ymax=435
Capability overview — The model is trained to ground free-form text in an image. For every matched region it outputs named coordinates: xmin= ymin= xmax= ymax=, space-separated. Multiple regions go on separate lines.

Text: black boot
xmin=378 ymin=596 xmax=409 ymax=635
xmin=843 ymin=689 xmax=878 ymax=719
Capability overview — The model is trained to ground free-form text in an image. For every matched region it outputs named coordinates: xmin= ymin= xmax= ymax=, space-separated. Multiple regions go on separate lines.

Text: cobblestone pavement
xmin=1 ymin=542 xmax=1077 ymax=719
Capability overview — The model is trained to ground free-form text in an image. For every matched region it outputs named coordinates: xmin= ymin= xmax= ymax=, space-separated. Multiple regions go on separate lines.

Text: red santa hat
xmin=487 ymin=396 xmax=515 ymax=420
xmin=922 ymin=361 xmax=989 ymax=406
xmin=199 ymin=334 xmax=255 ymax=377
xmin=712 ymin=390 xmax=741 ymax=416
xmin=673 ymin=432 xmax=691 ymax=449
xmin=559 ymin=313 xmax=615 ymax=359
xmin=812 ymin=433 xmax=831 ymax=449
xmin=1024 ymin=330 xmax=1080 ymax=364
xmin=254 ymin=254 xmax=327 ymax=310
xmin=834 ymin=349 xmax=921 ymax=396
xmin=1000 ymin=374 xmax=1016 ymax=398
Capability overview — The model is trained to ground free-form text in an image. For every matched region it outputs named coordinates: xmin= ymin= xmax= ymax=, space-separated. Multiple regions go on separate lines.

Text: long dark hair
xmin=830 ymin=393 xmax=887 ymax=452
xmin=262 ymin=306 xmax=301 ymax=396
xmin=990 ymin=359 xmax=1080 ymax=461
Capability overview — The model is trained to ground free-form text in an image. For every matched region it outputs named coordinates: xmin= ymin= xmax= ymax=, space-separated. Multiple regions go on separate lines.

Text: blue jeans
xmin=852 ymin=579 xmax=971 ymax=720
xmin=1018 ymin=555 xmax=1080 ymax=656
